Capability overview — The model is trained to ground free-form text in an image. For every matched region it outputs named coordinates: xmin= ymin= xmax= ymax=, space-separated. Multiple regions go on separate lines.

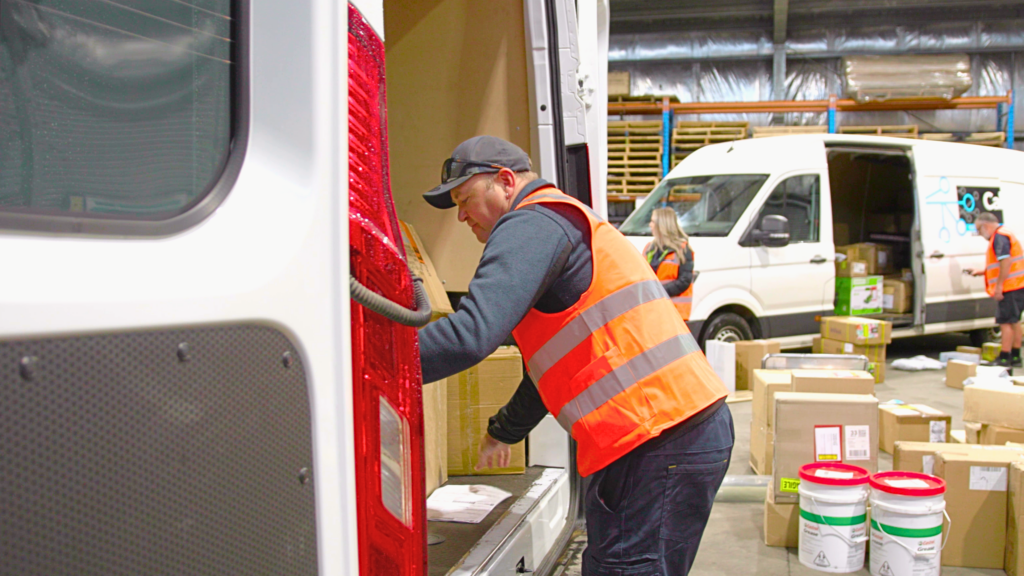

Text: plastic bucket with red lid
xmin=797 ymin=463 xmax=871 ymax=573
xmin=868 ymin=471 xmax=947 ymax=576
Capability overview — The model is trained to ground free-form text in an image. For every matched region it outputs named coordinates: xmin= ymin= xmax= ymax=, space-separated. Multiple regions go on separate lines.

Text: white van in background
xmin=619 ymin=134 xmax=1024 ymax=350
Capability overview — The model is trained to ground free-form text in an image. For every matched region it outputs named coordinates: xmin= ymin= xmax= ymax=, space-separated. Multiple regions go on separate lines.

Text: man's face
xmin=452 ymin=173 xmax=510 ymax=243
xmin=979 ymin=221 xmax=997 ymax=240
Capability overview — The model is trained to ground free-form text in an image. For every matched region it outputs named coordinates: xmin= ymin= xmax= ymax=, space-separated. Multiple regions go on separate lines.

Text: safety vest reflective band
xmin=510 ymin=187 xmax=728 ymax=477
xmin=985 ymin=227 xmax=1024 ymax=296
xmin=655 ymin=250 xmax=694 ymax=321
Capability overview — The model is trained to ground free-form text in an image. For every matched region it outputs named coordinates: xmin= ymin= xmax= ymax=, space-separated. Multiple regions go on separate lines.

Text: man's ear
xmin=496 ymin=168 xmax=517 ymax=192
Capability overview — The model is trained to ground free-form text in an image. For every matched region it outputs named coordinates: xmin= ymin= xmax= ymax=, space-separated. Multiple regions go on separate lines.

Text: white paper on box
xmin=845 ymin=425 xmax=871 ymax=461
xmin=887 ymin=478 xmax=931 ymax=489
xmin=922 ymin=455 xmax=935 ymax=475
xmin=815 ymin=426 xmax=842 ymax=462
xmin=883 ymin=294 xmax=894 ymax=310
xmin=843 ymin=343 xmax=854 ymax=353
xmin=969 ymin=466 xmax=1008 ymax=491
xmin=929 ymin=420 xmax=947 ymax=443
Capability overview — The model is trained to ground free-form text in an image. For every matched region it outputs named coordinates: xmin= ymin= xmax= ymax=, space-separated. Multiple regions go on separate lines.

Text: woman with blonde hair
xmin=644 ymin=207 xmax=695 ymax=320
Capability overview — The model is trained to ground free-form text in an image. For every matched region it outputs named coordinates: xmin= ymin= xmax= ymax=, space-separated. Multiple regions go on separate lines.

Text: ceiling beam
xmin=773 ymin=0 xmax=788 ymax=44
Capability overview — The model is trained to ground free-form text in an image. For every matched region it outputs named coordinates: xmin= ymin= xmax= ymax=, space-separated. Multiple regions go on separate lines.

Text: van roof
xmin=666 ymin=133 xmax=1024 ymax=183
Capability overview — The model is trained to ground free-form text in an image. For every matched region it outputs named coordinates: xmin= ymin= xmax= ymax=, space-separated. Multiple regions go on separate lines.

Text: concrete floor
xmin=554 ymin=332 xmax=1009 ymax=576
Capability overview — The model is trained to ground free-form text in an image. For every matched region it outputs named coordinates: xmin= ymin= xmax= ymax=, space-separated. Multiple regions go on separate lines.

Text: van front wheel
xmin=701 ymin=312 xmax=753 ymax=349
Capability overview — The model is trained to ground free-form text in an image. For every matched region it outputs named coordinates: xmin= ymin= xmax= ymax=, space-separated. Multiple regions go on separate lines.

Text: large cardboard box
xmin=835 ymin=259 xmax=868 ymax=278
xmin=772 ymin=392 xmax=878 ymax=503
xmin=835 ymin=276 xmax=884 ymax=316
xmin=934 ymin=451 xmax=1024 ymax=568
xmin=981 ymin=424 xmax=1024 ymax=445
xmin=821 ymin=316 xmax=893 ymax=346
xmin=878 ymin=404 xmax=951 ymax=454
xmin=1008 ymin=462 xmax=1024 ymax=576
xmin=790 ymin=369 xmax=876 ymax=395
xmin=818 ymin=338 xmax=887 ymax=382
xmin=399 ymin=221 xmax=455 ymax=320
xmin=945 ymin=360 xmax=977 ymax=390
xmin=752 ymin=369 xmax=792 ymax=430
xmin=750 ymin=418 xmax=774 ymax=475
xmin=892 ymin=441 xmax=1024 ymax=474
xmin=964 ymin=384 xmax=1024 ymax=430
xmin=883 ymin=278 xmax=912 ymax=313
xmin=447 ymin=347 xmax=526 ymax=476
xmin=763 ymin=486 xmax=799 ymax=547
xmin=735 ymin=340 xmax=781 ymax=391
xmin=608 ymin=70 xmax=630 ymax=96
xmin=423 ymin=379 xmax=448 ymax=495
xmin=837 ymin=243 xmax=894 ymax=275
xmin=965 ymin=421 xmax=982 ymax=444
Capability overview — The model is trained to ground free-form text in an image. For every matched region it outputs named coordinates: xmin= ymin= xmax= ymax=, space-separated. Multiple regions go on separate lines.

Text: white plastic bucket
xmin=869 ymin=471 xmax=947 ymax=576
xmin=798 ymin=463 xmax=870 ymax=573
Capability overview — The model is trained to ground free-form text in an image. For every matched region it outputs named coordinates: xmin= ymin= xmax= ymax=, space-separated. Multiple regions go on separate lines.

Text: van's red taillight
xmin=348 ymin=4 xmax=426 ymax=575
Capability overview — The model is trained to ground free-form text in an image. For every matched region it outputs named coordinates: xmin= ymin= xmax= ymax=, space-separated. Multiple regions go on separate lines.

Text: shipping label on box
xmin=964 ymin=384 xmax=1024 ymax=430
xmin=878 ymin=404 xmax=952 ymax=454
xmin=821 ymin=316 xmax=893 ymax=345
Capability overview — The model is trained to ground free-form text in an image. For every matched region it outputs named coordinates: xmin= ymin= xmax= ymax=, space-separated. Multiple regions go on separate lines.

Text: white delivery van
xmin=619 ymin=134 xmax=1024 ymax=349
xmin=0 ymin=1 xmax=607 ymax=575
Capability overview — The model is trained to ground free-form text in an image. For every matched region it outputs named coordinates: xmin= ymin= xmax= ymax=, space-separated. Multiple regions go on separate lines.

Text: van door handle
xmin=929 ymin=251 xmax=945 ymax=259
xmin=810 ymin=256 xmax=827 ymax=264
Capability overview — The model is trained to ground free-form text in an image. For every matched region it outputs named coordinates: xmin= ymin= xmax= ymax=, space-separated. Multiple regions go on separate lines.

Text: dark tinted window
xmin=0 ymin=0 xmax=232 ymax=220
xmin=756 ymin=174 xmax=820 ymax=242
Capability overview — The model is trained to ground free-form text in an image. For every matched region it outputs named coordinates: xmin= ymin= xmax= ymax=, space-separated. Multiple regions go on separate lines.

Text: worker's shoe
xmin=996 ymin=356 xmax=1014 ymax=369
xmin=1014 ymin=356 xmax=1023 ymax=368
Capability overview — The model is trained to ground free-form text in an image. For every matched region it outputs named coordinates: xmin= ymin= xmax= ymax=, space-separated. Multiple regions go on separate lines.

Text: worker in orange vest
xmin=644 ymin=207 xmax=695 ymax=321
xmin=967 ymin=212 xmax=1024 ymax=368
xmin=417 ymin=136 xmax=732 ymax=575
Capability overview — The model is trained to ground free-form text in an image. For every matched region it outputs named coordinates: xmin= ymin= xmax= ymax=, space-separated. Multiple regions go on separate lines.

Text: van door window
xmin=755 ymin=175 xmax=820 ymax=243
xmin=618 ymin=174 xmax=769 ymax=237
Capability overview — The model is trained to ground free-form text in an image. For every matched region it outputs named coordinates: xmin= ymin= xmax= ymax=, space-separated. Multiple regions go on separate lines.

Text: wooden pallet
xmin=608 ymin=94 xmax=679 ymax=104
xmin=751 ymin=125 xmax=828 ymax=138
xmin=608 ymin=121 xmax=664 ymax=194
xmin=670 ymin=121 xmax=747 ymax=166
xmin=921 ymin=132 xmax=1006 ymax=147
xmin=839 ymin=125 xmax=919 ymax=138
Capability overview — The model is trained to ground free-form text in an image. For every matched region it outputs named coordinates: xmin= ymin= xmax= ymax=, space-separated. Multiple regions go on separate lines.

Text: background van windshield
xmin=619 ymin=174 xmax=769 ymax=237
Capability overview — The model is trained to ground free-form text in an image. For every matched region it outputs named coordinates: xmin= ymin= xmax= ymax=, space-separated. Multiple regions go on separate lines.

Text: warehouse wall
xmin=384 ymin=0 xmax=531 ymax=292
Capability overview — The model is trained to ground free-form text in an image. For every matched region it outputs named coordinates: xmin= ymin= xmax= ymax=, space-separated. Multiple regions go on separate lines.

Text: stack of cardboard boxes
xmin=835 ymin=242 xmax=913 ymax=315
xmin=963 ymin=384 xmax=1024 ymax=446
xmin=817 ymin=316 xmax=892 ymax=383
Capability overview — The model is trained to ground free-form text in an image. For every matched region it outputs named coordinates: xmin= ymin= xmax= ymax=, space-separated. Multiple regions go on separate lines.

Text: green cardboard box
xmin=836 ymin=276 xmax=883 ymax=316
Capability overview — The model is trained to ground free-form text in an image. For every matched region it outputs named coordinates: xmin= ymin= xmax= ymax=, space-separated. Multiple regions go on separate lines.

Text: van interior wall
xmin=383 ymin=0 xmax=532 ymax=292
xmin=828 ymin=151 xmax=915 ymax=270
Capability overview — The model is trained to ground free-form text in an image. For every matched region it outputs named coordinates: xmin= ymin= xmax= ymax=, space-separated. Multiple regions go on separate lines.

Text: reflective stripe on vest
xmin=526 ymin=279 xmax=667 ymax=383
xmin=985 ymin=228 xmax=1024 ymax=296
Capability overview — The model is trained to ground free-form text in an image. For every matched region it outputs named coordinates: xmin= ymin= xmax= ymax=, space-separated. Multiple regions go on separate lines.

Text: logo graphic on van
xmin=926 ymin=177 xmax=1002 ymax=243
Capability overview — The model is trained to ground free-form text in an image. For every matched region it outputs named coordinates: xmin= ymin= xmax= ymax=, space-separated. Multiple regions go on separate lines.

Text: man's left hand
xmin=995 ymin=289 xmax=1005 ymax=301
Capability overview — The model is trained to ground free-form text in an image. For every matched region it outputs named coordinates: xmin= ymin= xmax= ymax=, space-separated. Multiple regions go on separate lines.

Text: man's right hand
xmin=475 ymin=433 xmax=512 ymax=471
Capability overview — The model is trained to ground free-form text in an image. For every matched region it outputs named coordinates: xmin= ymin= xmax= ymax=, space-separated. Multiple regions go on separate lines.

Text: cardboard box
xmin=423 ymin=379 xmax=448 ymax=495
xmin=945 ymin=360 xmax=977 ymax=390
xmin=752 ymin=369 xmax=792 ymax=430
xmin=935 ymin=451 xmax=1024 ymax=568
xmin=878 ymin=404 xmax=951 ymax=454
xmin=811 ymin=335 xmax=823 ymax=354
xmin=821 ymin=316 xmax=893 ymax=346
xmin=772 ymin=392 xmax=878 ymax=503
xmin=735 ymin=340 xmax=781 ymax=391
xmin=958 ymin=346 xmax=982 ymax=356
xmin=399 ymin=221 xmax=455 ymax=320
xmin=447 ymin=347 xmax=526 ymax=476
xmin=1008 ymin=462 xmax=1024 ymax=576
xmin=835 ymin=259 xmax=868 ymax=278
xmin=750 ymin=419 xmax=774 ymax=475
xmin=836 ymin=276 xmax=884 ymax=316
xmin=965 ymin=421 xmax=981 ymax=444
xmin=883 ymin=278 xmax=912 ymax=313
xmin=608 ymin=70 xmax=630 ymax=96
xmin=818 ymin=338 xmax=886 ymax=382
xmin=790 ymin=369 xmax=876 ymax=395
xmin=964 ymin=384 xmax=1024 ymax=430
xmin=763 ymin=486 xmax=799 ymax=547
xmin=893 ymin=441 xmax=1024 ymax=474
xmin=837 ymin=243 xmax=894 ymax=275
xmin=981 ymin=424 xmax=1024 ymax=446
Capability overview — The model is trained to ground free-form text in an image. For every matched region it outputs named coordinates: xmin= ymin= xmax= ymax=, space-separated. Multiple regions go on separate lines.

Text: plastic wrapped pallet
xmin=843 ymin=54 xmax=972 ymax=103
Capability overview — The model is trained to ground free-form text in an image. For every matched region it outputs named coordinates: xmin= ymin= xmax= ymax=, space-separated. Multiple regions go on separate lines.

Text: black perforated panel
xmin=0 ymin=325 xmax=317 ymax=575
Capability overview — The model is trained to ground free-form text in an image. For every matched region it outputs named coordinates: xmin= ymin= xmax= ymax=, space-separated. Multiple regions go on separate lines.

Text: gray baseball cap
xmin=423 ymin=136 xmax=532 ymax=209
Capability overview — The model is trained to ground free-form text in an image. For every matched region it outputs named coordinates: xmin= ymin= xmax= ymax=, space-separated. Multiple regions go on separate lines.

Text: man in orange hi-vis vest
xmin=417 ymin=136 xmax=732 ymax=575
xmin=968 ymin=212 xmax=1024 ymax=368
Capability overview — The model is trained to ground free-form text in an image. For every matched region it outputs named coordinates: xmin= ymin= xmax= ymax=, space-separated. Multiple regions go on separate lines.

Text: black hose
xmin=350 ymin=273 xmax=432 ymax=327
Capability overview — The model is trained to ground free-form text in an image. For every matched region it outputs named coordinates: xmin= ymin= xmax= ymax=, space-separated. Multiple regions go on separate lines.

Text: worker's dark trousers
xmin=581 ymin=403 xmax=734 ymax=576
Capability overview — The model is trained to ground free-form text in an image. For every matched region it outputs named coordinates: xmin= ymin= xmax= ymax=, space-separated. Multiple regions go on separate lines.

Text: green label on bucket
xmin=871 ymin=519 xmax=943 ymax=538
xmin=780 ymin=477 xmax=800 ymax=493
xmin=800 ymin=509 xmax=867 ymax=526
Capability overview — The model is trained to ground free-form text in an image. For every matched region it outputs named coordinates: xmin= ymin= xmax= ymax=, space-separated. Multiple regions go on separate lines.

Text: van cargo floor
xmin=428 ymin=466 xmax=546 ymax=576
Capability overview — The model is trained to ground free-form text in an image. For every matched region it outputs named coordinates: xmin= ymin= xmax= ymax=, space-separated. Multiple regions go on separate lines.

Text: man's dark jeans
xmin=581 ymin=404 xmax=734 ymax=576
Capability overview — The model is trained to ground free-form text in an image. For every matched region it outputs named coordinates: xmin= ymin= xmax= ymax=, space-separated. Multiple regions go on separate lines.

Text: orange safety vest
xmin=985 ymin=227 xmax=1024 ymax=297
xmin=510 ymin=188 xmax=728 ymax=477
xmin=654 ymin=248 xmax=694 ymax=321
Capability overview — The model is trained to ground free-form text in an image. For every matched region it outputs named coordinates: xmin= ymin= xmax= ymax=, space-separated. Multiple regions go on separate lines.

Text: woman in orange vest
xmin=644 ymin=207 xmax=695 ymax=321
xmin=968 ymin=212 xmax=1024 ymax=367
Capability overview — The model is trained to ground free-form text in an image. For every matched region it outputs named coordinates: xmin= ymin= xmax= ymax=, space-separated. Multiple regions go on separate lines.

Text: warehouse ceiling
xmin=610 ymin=0 xmax=1024 ymax=36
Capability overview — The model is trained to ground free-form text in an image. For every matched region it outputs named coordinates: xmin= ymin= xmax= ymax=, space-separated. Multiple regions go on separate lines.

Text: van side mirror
xmin=752 ymin=215 xmax=790 ymax=247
